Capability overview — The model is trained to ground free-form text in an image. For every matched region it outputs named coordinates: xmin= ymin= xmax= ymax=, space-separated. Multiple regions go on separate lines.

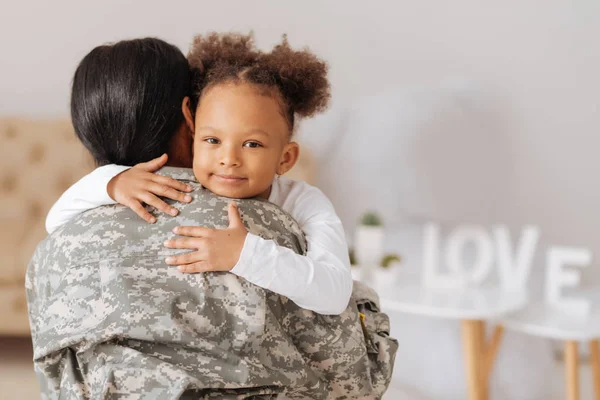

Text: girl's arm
xmin=45 ymin=154 xmax=193 ymax=234
xmin=46 ymin=164 xmax=130 ymax=233
xmin=231 ymin=188 xmax=353 ymax=315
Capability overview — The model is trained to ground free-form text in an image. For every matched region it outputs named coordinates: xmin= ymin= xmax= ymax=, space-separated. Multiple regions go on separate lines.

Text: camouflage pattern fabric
xmin=26 ymin=167 xmax=398 ymax=399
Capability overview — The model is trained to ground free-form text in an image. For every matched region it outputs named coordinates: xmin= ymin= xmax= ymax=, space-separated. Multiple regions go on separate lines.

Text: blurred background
xmin=1 ymin=1 xmax=599 ymax=399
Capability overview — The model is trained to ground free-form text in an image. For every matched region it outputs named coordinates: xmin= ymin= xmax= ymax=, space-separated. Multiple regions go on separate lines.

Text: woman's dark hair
xmin=187 ymin=32 xmax=330 ymax=133
xmin=71 ymin=38 xmax=191 ymax=166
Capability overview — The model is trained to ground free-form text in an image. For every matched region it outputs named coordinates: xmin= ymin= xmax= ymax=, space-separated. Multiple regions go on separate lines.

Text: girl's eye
xmin=244 ymin=141 xmax=262 ymax=148
xmin=205 ymin=138 xmax=220 ymax=145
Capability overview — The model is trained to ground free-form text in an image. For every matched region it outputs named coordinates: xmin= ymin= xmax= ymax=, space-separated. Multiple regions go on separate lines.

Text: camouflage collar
xmin=156 ymin=167 xmax=198 ymax=182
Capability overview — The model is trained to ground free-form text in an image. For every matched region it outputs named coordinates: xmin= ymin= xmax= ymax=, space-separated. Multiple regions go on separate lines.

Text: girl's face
xmin=192 ymin=82 xmax=298 ymax=199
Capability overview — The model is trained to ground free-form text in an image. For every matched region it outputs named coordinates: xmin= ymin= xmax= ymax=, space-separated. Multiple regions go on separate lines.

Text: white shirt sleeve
xmin=230 ymin=184 xmax=353 ymax=315
xmin=45 ymin=164 xmax=131 ymax=234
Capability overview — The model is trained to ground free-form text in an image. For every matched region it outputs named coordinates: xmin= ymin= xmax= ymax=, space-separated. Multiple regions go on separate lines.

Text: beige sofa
xmin=0 ymin=118 xmax=94 ymax=335
xmin=0 ymin=117 xmax=314 ymax=336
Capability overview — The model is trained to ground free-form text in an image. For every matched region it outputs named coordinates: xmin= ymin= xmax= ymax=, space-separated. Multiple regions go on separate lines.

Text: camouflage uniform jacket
xmin=26 ymin=167 xmax=398 ymax=399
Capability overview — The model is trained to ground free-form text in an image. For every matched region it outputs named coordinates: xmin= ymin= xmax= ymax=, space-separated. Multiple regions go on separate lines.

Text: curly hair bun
xmin=261 ymin=35 xmax=330 ymax=117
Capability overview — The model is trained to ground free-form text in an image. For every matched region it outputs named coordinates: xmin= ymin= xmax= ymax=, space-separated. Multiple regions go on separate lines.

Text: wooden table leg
xmin=462 ymin=320 xmax=486 ymax=400
xmin=473 ymin=321 xmax=490 ymax=399
xmin=590 ymin=340 xmax=600 ymax=400
xmin=565 ymin=341 xmax=580 ymax=400
xmin=483 ymin=325 xmax=504 ymax=383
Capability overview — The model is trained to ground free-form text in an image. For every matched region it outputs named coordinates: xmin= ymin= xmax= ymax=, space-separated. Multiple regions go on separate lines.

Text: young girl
xmin=46 ymin=32 xmax=353 ymax=316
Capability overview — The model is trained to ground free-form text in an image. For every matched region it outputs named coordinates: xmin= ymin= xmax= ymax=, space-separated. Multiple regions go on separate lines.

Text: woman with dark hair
xmin=35 ymin=34 xmax=396 ymax=398
xmin=71 ymin=37 xmax=194 ymax=167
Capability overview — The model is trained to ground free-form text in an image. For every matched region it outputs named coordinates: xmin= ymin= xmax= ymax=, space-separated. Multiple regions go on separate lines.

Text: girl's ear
xmin=277 ymin=142 xmax=300 ymax=176
xmin=181 ymin=96 xmax=195 ymax=137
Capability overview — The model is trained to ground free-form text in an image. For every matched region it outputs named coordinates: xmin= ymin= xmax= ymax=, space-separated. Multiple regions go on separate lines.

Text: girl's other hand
xmin=107 ymin=153 xmax=194 ymax=223
xmin=164 ymin=202 xmax=248 ymax=272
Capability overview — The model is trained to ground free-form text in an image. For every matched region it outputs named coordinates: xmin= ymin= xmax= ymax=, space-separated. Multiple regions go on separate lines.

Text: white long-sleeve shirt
xmin=45 ymin=166 xmax=353 ymax=315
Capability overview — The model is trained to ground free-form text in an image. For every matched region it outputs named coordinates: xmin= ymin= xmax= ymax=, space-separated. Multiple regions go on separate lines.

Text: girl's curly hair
xmin=187 ymin=32 xmax=330 ymax=132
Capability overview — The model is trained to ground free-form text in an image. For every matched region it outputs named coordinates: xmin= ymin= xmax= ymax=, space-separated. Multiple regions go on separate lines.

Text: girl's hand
xmin=164 ymin=202 xmax=248 ymax=273
xmin=107 ymin=153 xmax=193 ymax=223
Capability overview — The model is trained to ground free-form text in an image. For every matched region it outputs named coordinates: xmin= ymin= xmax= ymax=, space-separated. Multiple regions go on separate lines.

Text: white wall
xmin=2 ymin=0 xmax=599 ymax=281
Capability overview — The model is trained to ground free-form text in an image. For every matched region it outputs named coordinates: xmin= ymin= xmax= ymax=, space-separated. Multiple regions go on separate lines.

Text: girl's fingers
xmin=152 ymin=175 xmax=193 ymax=193
xmin=126 ymin=200 xmax=156 ymax=224
xmin=176 ymin=262 xmax=211 ymax=273
xmin=146 ymin=182 xmax=192 ymax=204
xmin=164 ymin=237 xmax=205 ymax=249
xmin=140 ymin=193 xmax=179 ymax=216
xmin=172 ymin=226 xmax=213 ymax=238
xmin=134 ymin=153 xmax=168 ymax=172
xmin=165 ymin=250 xmax=204 ymax=265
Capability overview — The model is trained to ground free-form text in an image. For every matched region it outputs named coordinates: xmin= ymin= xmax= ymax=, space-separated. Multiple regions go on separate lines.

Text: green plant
xmin=359 ymin=211 xmax=382 ymax=227
xmin=380 ymin=254 xmax=401 ymax=268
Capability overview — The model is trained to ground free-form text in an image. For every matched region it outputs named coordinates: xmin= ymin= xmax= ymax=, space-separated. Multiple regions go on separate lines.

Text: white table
xmin=501 ymin=295 xmax=600 ymax=400
xmin=372 ymin=278 xmax=528 ymax=400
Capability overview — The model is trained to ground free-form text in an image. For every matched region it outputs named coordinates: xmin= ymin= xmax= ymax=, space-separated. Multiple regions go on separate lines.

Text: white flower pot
xmin=354 ymin=225 xmax=384 ymax=283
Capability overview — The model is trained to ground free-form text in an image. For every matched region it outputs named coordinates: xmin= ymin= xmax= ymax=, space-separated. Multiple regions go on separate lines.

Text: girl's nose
xmin=219 ymin=146 xmax=241 ymax=167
